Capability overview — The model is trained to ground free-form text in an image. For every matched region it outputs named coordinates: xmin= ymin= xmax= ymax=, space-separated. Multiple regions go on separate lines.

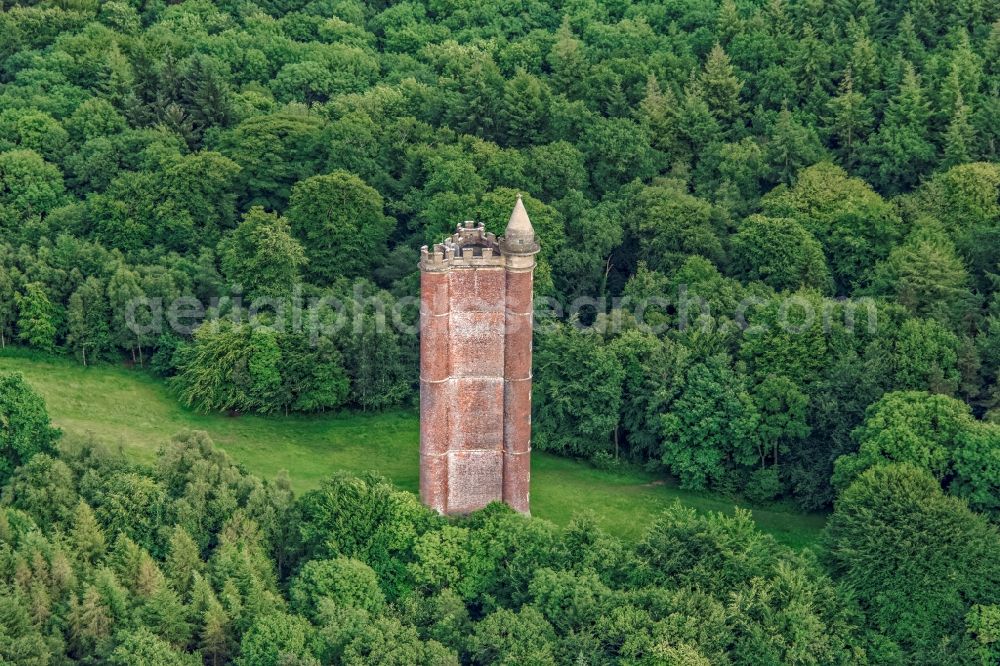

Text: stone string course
xmin=419 ymin=199 xmax=538 ymax=515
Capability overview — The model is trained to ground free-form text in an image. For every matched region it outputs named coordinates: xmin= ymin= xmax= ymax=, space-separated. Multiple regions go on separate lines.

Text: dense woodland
xmin=0 ymin=382 xmax=997 ymax=664
xmin=1 ymin=0 xmax=1000 ymax=662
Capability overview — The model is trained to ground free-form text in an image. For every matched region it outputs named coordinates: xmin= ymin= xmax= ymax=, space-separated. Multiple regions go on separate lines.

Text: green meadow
xmin=0 ymin=351 xmax=826 ymax=547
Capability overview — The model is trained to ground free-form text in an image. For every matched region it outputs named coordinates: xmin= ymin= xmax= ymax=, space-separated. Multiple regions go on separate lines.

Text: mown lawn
xmin=0 ymin=350 xmax=827 ymax=548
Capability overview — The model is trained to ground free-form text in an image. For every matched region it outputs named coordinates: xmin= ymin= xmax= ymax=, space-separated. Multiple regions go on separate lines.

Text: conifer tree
xmin=869 ymin=223 xmax=977 ymax=330
xmin=548 ymin=17 xmax=588 ymax=99
xmin=200 ymin=598 xmax=232 ymax=666
xmin=715 ymin=0 xmax=742 ymax=45
xmin=766 ymin=106 xmax=825 ymax=184
xmin=638 ymin=75 xmax=679 ymax=154
xmin=864 ymin=60 xmax=934 ymax=192
xmin=827 ymin=68 xmax=873 ymax=167
xmin=140 ymin=585 xmax=192 ymax=648
xmin=71 ymin=500 xmax=106 ymax=565
xmin=68 ymin=586 xmax=111 ymax=656
xmin=848 ymin=32 xmax=880 ymax=94
xmin=165 ymin=526 xmax=202 ymax=599
xmin=943 ymin=94 xmax=976 ymax=167
xmin=502 ymin=70 xmax=551 ymax=147
xmin=180 ymin=55 xmax=233 ymax=141
xmin=697 ymin=44 xmax=745 ymax=132
xmin=894 ymin=13 xmax=925 ymax=65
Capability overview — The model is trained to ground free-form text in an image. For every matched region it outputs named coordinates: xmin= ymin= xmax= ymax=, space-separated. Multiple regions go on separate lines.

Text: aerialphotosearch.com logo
xmin=123 ymin=282 xmax=880 ymax=342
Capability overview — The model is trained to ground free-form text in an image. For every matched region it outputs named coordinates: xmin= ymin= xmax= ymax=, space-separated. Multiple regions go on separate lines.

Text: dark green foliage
xmin=0 ymin=0 xmax=995 ymax=443
xmin=824 ymin=464 xmax=1000 ymax=659
xmin=0 ymin=388 xmax=995 ymax=665
xmin=731 ymin=215 xmax=832 ymax=293
xmin=172 ymin=321 xmax=350 ymax=415
xmin=533 ymin=324 xmax=623 ymax=459
xmin=1 ymin=2 xmax=999 ymax=661
xmin=659 ymin=354 xmax=758 ymax=489
xmin=623 ymin=179 xmax=727 ymax=275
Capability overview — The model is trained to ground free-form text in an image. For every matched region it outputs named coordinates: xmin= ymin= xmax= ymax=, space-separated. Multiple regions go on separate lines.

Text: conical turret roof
xmin=505 ymin=193 xmax=534 ymax=237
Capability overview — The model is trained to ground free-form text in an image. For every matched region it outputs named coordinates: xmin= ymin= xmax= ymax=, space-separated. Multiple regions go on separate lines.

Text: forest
xmin=0 ymin=0 xmax=999 ymax=662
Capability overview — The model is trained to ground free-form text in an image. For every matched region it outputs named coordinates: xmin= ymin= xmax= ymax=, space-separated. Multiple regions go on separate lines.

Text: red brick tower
xmin=419 ymin=195 xmax=538 ymax=515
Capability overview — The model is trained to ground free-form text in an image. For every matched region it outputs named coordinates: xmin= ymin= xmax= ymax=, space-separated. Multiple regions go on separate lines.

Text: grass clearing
xmin=0 ymin=350 xmax=827 ymax=548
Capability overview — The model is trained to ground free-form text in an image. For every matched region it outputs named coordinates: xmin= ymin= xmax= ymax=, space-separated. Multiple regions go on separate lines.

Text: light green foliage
xmin=341 ymin=616 xmax=458 ymax=666
xmin=161 ymin=152 xmax=241 ymax=244
xmin=528 ymin=567 xmax=611 ymax=633
xmin=835 ymin=390 xmax=1000 ymax=514
xmin=907 ymin=163 xmax=1000 ymax=293
xmin=292 ymin=473 xmax=437 ymax=596
xmin=164 ymin=526 xmax=202 ymax=598
xmin=835 ymin=391 xmax=973 ymax=488
xmin=466 ymin=607 xmax=557 ymax=666
xmin=173 ymin=320 xmax=284 ymax=414
xmin=218 ymin=207 xmax=305 ymax=299
xmin=637 ymin=503 xmax=863 ymax=664
xmin=0 ymin=109 xmax=69 ymax=161
xmin=0 ymin=372 xmax=59 ymax=484
xmin=64 ymin=98 xmax=127 ymax=142
xmin=237 ymin=612 xmax=316 ymax=666
xmin=762 ymin=162 xmax=901 ymax=292
xmin=965 ymin=604 xmax=1000 ymax=664
xmin=749 ymin=374 xmax=809 ymax=499
xmin=289 ymin=557 xmax=385 ymax=622
xmin=108 ymin=628 xmax=199 ymax=666
xmin=287 ymin=171 xmax=394 ymax=282
xmin=71 ymin=500 xmax=106 ymax=564
xmin=4 ymin=453 xmax=76 ymax=527
xmin=66 ymin=276 xmax=111 ymax=365
xmin=3 ymin=353 xmax=827 ymax=547
xmin=92 ymin=472 xmax=167 ymax=553
xmin=695 ymin=43 xmax=745 ymax=131
xmin=14 ymin=283 xmax=58 ymax=352
xmin=891 ymin=317 xmax=961 ymax=394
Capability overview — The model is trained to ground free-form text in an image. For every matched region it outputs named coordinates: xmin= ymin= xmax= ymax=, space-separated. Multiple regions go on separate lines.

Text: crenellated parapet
xmin=420 ymin=221 xmax=505 ymax=271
